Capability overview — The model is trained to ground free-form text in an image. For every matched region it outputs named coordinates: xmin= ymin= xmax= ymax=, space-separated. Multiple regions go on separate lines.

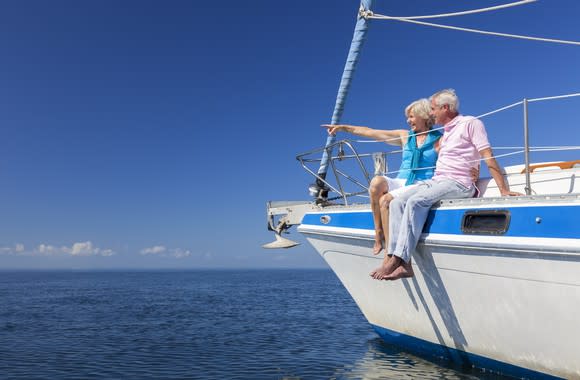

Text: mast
xmin=313 ymin=0 xmax=374 ymax=203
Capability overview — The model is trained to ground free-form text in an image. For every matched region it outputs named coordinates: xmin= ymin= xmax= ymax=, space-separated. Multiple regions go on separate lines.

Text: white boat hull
xmin=298 ymin=196 xmax=580 ymax=379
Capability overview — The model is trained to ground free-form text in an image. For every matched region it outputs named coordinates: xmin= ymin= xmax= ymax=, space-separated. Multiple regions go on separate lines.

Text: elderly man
xmin=375 ymin=89 xmax=520 ymax=281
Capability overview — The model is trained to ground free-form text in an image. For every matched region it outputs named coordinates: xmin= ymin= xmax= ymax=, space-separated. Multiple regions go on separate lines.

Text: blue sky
xmin=0 ymin=0 xmax=578 ymax=269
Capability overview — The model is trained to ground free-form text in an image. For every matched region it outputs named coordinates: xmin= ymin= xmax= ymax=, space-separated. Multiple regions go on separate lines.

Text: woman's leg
xmin=379 ymin=192 xmax=394 ymax=250
xmin=369 ymin=193 xmax=394 ymax=279
xmin=369 ymin=183 xmax=427 ymax=280
xmin=368 ymin=176 xmax=389 ymax=254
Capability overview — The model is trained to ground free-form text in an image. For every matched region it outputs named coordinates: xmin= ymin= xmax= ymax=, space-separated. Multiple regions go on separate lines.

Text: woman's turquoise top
xmin=396 ymin=129 xmax=442 ymax=185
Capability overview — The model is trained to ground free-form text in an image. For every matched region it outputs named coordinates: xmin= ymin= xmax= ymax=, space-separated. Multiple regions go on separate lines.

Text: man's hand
xmin=479 ymin=147 xmax=524 ymax=197
xmin=500 ymin=189 xmax=523 ymax=196
xmin=470 ymin=166 xmax=480 ymax=183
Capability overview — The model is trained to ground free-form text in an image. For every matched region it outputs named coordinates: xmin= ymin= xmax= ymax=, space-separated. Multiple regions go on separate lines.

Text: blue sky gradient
xmin=0 ymin=0 xmax=579 ymax=269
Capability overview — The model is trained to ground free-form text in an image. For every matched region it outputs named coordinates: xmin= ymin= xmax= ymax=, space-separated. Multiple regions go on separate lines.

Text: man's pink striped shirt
xmin=432 ymin=115 xmax=491 ymax=188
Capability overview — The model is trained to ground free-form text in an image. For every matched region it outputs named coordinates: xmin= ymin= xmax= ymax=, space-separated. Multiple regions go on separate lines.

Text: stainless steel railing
xmin=296 ymin=139 xmax=402 ymax=205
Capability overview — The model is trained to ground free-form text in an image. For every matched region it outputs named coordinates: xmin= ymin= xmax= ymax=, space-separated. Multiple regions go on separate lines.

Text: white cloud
xmin=0 ymin=246 xmax=14 ymax=255
xmin=0 ymin=241 xmax=115 ymax=257
xmin=171 ymin=248 xmax=191 ymax=259
xmin=0 ymin=243 xmax=28 ymax=255
xmin=37 ymin=244 xmax=59 ymax=255
xmin=67 ymin=241 xmax=108 ymax=256
xmin=140 ymin=245 xmax=191 ymax=259
xmin=140 ymin=245 xmax=167 ymax=255
xmin=100 ymin=249 xmax=115 ymax=257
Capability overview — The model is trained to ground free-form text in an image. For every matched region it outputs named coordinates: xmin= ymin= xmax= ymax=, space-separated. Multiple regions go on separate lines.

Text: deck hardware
xmin=372 ymin=152 xmax=387 ymax=176
xmin=461 ymin=209 xmax=511 ymax=235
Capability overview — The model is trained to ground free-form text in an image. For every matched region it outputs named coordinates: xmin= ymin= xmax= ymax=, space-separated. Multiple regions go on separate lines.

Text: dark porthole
xmin=461 ymin=210 xmax=511 ymax=235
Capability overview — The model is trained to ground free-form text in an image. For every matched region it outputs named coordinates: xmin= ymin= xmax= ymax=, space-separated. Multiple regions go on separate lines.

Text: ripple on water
xmin=0 ymin=270 xmax=510 ymax=379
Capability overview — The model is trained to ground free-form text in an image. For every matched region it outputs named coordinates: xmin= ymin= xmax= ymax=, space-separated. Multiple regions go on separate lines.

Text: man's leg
xmin=386 ymin=179 xmax=474 ymax=280
xmin=387 ymin=183 xmax=428 ymax=256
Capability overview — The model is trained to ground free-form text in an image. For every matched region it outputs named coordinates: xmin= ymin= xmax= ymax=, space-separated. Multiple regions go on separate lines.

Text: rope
xmin=476 ymin=100 xmax=523 ymax=118
xmin=380 ymin=147 xmax=580 ymax=177
xmin=529 ymin=93 xmax=580 ymax=102
xmin=348 ymin=91 xmax=580 ymax=145
xmin=367 ymin=0 xmax=537 ymax=20
xmin=358 ymin=4 xmax=374 ymax=20
xmin=372 ymin=17 xmax=580 ymax=46
xmin=495 ymin=146 xmax=580 ymax=150
xmin=380 ymin=149 xmax=527 ymax=176
xmin=529 ymin=146 xmax=580 ymax=152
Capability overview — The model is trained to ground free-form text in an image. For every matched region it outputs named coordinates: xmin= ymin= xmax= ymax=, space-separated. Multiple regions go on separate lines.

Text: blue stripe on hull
xmin=424 ymin=206 xmax=580 ymax=238
xmin=372 ymin=324 xmax=563 ymax=380
xmin=302 ymin=211 xmax=374 ymax=229
xmin=301 ymin=205 xmax=580 ymax=239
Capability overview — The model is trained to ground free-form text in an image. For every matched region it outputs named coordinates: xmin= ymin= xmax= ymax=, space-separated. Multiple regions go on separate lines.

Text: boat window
xmin=461 ymin=210 xmax=510 ymax=235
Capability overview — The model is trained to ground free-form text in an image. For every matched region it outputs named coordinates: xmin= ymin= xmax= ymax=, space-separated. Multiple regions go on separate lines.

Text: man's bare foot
xmin=369 ymin=255 xmax=388 ymax=278
xmin=370 ymin=255 xmax=401 ymax=280
xmin=383 ymin=260 xmax=414 ymax=280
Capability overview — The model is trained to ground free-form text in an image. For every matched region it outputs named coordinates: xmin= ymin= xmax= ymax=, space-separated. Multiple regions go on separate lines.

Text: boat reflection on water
xmin=335 ymin=338 xmax=510 ymax=380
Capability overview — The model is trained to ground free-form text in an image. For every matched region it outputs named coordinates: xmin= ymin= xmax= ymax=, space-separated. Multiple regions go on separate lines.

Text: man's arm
xmin=479 ymin=147 xmax=521 ymax=196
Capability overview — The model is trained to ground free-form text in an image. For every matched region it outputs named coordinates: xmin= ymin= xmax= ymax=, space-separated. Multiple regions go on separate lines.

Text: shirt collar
xmin=443 ymin=114 xmax=462 ymax=132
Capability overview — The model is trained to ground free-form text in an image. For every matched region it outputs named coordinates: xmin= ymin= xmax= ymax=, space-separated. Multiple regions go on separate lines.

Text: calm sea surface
xmin=0 ymin=270 xmax=509 ymax=379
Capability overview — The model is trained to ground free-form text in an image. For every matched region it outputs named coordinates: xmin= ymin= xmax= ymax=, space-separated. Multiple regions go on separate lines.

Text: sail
xmin=314 ymin=0 xmax=373 ymax=201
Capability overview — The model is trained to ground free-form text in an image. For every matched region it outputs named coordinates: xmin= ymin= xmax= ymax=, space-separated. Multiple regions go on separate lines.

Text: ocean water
xmin=0 ymin=270 xmax=509 ymax=379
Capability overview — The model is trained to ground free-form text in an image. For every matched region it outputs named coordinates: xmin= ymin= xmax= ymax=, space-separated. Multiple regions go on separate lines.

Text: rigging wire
xmin=495 ymin=146 xmax=580 ymax=150
xmin=379 ymin=147 xmax=580 ymax=177
xmin=529 ymin=93 xmax=580 ymax=102
xmin=350 ymin=92 xmax=580 ymax=145
xmin=316 ymin=2 xmax=580 ymax=193
xmin=305 ymin=143 xmax=580 ymax=196
xmin=365 ymin=0 xmax=537 ymax=20
xmin=366 ymin=16 xmax=580 ymax=46
xmin=476 ymin=101 xmax=523 ymax=119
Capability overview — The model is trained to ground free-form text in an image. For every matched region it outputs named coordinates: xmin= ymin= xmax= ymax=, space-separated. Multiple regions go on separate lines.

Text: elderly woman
xmin=323 ymin=98 xmax=441 ymax=278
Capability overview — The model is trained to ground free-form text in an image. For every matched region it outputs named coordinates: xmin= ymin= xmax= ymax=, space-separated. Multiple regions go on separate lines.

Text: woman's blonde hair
xmin=405 ymin=98 xmax=434 ymax=129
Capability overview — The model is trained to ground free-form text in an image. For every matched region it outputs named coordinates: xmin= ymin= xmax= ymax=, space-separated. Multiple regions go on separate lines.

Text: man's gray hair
xmin=430 ymin=89 xmax=460 ymax=113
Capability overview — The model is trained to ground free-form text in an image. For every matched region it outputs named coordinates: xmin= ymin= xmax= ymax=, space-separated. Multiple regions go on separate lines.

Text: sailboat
xmin=265 ymin=1 xmax=580 ymax=379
